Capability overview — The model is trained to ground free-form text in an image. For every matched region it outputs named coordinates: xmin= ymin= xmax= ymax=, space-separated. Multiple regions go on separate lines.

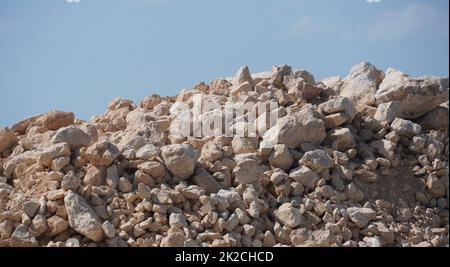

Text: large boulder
xmin=161 ymin=144 xmax=199 ymax=179
xmin=263 ymin=105 xmax=326 ymax=149
xmin=339 ymin=62 xmax=385 ymax=106
xmin=37 ymin=110 xmax=75 ymax=131
xmin=375 ymin=68 xmax=449 ymax=119
xmin=52 ymin=124 xmax=98 ymax=149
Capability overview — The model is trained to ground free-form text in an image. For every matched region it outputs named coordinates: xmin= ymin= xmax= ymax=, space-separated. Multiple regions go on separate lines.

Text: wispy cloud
xmin=285 ymin=2 xmax=449 ymax=43
xmin=367 ymin=3 xmax=449 ymax=42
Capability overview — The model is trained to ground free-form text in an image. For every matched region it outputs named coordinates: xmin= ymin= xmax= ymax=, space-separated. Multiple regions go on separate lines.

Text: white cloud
xmin=367 ymin=3 xmax=449 ymax=42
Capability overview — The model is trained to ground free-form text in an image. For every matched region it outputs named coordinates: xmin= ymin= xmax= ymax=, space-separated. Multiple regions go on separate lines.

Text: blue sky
xmin=0 ymin=0 xmax=448 ymax=127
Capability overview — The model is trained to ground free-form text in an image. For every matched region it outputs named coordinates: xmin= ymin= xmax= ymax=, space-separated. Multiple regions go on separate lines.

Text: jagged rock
xmin=339 ymin=62 xmax=385 ymax=106
xmin=391 ymin=118 xmax=421 ymax=138
xmin=274 ymin=203 xmax=302 ymax=228
xmin=161 ymin=144 xmax=199 ymax=179
xmin=85 ymin=140 xmax=120 ymax=166
xmin=37 ymin=110 xmax=75 ymax=131
xmin=64 ymin=191 xmax=104 ymax=242
xmin=263 ymin=105 xmax=326 ymax=148
xmin=300 ymin=149 xmax=333 ymax=173
xmin=52 ymin=124 xmax=98 ymax=149
xmin=0 ymin=128 xmax=17 ymax=154
xmin=375 ymin=68 xmax=449 ymax=119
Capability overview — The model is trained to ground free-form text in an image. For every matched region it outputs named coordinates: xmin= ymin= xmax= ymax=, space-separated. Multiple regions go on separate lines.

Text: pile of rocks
xmin=0 ymin=62 xmax=448 ymax=247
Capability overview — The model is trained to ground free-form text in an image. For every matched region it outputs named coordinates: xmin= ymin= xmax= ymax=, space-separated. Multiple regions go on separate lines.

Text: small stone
xmin=83 ymin=165 xmax=106 ymax=186
xmin=300 ymin=149 xmax=333 ymax=173
xmin=233 ymin=159 xmax=263 ymax=184
xmin=47 ymin=216 xmax=69 ymax=236
xmin=102 ymin=221 xmax=116 ymax=239
xmin=61 ymin=171 xmax=81 ymax=191
xmin=289 ymin=166 xmax=319 ymax=190
xmin=169 ymin=213 xmax=188 ymax=228
xmin=118 ymin=177 xmax=133 ymax=193
xmin=85 ymin=140 xmax=120 ymax=166
xmin=268 ymin=144 xmax=294 ymax=171
xmin=274 ymin=203 xmax=302 ymax=228
xmin=347 ymin=207 xmax=376 ymax=228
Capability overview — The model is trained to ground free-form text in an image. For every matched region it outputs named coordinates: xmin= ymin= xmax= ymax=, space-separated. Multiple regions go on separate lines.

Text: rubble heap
xmin=0 ymin=62 xmax=448 ymax=247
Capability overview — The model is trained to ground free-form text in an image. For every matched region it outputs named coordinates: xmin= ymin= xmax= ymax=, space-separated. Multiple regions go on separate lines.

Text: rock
xmin=232 ymin=137 xmax=257 ymax=155
xmin=84 ymin=165 xmax=106 ymax=186
xmin=427 ymin=174 xmax=446 ymax=198
xmin=135 ymin=144 xmax=161 ymax=160
xmin=374 ymin=101 xmax=402 ymax=123
xmin=137 ymin=183 xmax=152 ymax=199
xmin=37 ymin=143 xmax=71 ymax=167
xmin=233 ymin=159 xmax=263 ymax=184
xmin=161 ymin=144 xmax=199 ymax=179
xmin=417 ymin=105 xmax=449 ymax=130
xmin=30 ymin=214 xmax=48 ymax=236
xmin=101 ymin=221 xmax=116 ymax=239
xmin=118 ymin=177 xmax=133 ymax=193
xmin=160 ymin=232 xmax=186 ymax=247
xmin=274 ymin=203 xmax=302 ymax=228
xmin=138 ymin=161 xmax=166 ymax=179
xmin=355 ymin=169 xmax=378 ymax=183
xmin=289 ymin=166 xmax=319 ymax=190
xmin=51 ymin=156 xmax=70 ymax=171
xmin=375 ymin=68 xmax=449 ymax=119
xmin=61 ymin=171 xmax=81 ymax=191
xmin=270 ymin=64 xmax=292 ymax=89
xmin=106 ymin=165 xmax=119 ymax=189
xmin=85 ymin=140 xmax=120 ymax=166
xmin=319 ymin=97 xmax=355 ymax=121
xmin=263 ymin=105 xmax=326 ymax=148
xmin=285 ymin=77 xmax=321 ymax=101
xmin=10 ymin=225 xmax=39 ymax=247
xmin=370 ymin=139 xmax=395 ymax=160
xmin=38 ymin=110 xmax=74 ymax=130
xmin=339 ymin=62 xmax=385 ymax=106
xmin=300 ymin=150 xmax=333 ymax=173
xmin=323 ymin=113 xmax=351 ymax=129
xmin=325 ymin=128 xmax=356 ymax=151
xmin=140 ymin=94 xmax=161 ymax=110
xmin=391 ymin=118 xmax=421 ymax=138
xmin=21 ymin=201 xmax=40 ymax=218
xmin=347 ymin=207 xmax=376 ymax=228
xmin=52 ymin=125 xmax=98 ymax=149
xmin=47 ymin=216 xmax=69 ymax=236
xmin=169 ymin=213 xmax=188 ymax=228
xmin=0 ymin=127 xmax=17 ymax=153
xmin=345 ymin=183 xmax=365 ymax=202
xmin=191 ymin=168 xmax=221 ymax=195
xmin=268 ymin=144 xmax=294 ymax=171
xmin=235 ymin=65 xmax=254 ymax=87
xmin=64 ymin=191 xmax=104 ymax=242
xmin=65 ymin=238 xmax=80 ymax=247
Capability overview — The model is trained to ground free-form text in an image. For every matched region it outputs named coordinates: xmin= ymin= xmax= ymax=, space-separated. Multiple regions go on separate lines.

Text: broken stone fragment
xmin=64 ymin=191 xmax=104 ymax=242
xmin=274 ymin=203 xmax=302 ymax=228
xmin=375 ymin=68 xmax=449 ymax=119
xmin=85 ymin=140 xmax=120 ymax=166
xmin=161 ymin=144 xmax=199 ymax=179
